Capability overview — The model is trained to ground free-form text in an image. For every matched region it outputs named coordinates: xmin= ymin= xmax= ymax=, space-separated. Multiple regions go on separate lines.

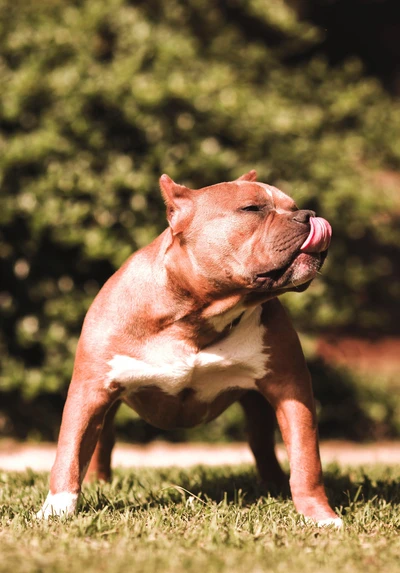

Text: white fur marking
xmin=36 ymin=491 xmax=79 ymax=519
xmin=207 ymin=302 xmax=246 ymax=332
xmin=256 ymin=183 xmax=273 ymax=198
xmin=237 ymin=179 xmax=274 ymax=198
xmin=302 ymin=516 xmax=343 ymax=528
xmin=106 ymin=307 xmax=269 ymax=401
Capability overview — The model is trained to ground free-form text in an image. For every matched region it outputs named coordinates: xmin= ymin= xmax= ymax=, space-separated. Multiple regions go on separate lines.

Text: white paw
xmin=36 ymin=491 xmax=79 ymax=519
xmin=316 ymin=517 xmax=343 ymax=528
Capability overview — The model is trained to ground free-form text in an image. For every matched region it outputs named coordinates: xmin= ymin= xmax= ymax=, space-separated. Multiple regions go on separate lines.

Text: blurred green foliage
xmin=1 ymin=0 xmax=399 ymax=439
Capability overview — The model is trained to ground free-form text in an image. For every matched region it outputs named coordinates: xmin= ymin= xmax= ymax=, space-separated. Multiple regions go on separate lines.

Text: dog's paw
xmin=300 ymin=515 xmax=344 ymax=529
xmin=316 ymin=517 xmax=343 ymax=529
xmin=36 ymin=491 xmax=79 ymax=519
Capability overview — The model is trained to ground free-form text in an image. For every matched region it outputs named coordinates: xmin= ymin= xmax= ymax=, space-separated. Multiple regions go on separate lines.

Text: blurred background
xmin=0 ymin=0 xmax=399 ymax=445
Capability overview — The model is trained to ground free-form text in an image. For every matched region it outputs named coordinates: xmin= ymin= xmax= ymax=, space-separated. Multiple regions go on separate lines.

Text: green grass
xmin=1 ymin=464 xmax=399 ymax=573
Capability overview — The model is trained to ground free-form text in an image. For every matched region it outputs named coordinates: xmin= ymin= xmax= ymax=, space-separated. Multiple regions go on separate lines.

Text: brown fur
xmin=41 ymin=171 xmax=339 ymax=524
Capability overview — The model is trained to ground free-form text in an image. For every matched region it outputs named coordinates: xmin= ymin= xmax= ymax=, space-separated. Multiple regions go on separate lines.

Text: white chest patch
xmin=106 ymin=307 xmax=268 ymax=402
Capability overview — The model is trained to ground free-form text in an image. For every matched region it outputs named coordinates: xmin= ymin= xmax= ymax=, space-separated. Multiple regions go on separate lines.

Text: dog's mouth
xmin=255 ymin=251 xmax=325 ymax=291
xmin=254 ymin=217 xmax=332 ymax=292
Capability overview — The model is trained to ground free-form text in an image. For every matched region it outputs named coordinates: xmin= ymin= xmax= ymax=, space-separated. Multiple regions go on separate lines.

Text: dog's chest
xmin=106 ymin=307 xmax=268 ymax=402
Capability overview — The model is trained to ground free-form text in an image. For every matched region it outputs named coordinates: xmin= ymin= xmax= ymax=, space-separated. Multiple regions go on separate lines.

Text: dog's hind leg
xmin=84 ymin=400 xmax=121 ymax=483
xmin=240 ymin=390 xmax=287 ymax=491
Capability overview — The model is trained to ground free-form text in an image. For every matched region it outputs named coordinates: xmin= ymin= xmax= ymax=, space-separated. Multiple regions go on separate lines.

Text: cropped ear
xmin=159 ymin=174 xmax=193 ymax=235
xmin=236 ymin=170 xmax=257 ymax=182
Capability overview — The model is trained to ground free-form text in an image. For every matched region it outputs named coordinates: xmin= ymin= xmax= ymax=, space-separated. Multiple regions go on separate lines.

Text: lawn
xmin=0 ymin=464 xmax=399 ymax=573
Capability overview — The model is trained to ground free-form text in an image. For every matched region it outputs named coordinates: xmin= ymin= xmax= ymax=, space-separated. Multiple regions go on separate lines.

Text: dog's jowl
xmin=38 ymin=170 xmax=342 ymax=527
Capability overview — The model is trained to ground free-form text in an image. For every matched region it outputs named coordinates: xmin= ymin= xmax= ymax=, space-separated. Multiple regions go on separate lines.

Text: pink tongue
xmin=300 ymin=217 xmax=332 ymax=253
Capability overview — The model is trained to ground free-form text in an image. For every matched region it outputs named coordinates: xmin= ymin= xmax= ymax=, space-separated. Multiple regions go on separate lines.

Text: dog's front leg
xmin=37 ymin=378 xmax=120 ymax=519
xmin=257 ymin=300 xmax=342 ymax=527
xmin=259 ymin=378 xmax=341 ymax=526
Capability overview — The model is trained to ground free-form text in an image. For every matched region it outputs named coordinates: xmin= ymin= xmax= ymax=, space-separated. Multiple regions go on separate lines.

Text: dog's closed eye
xmin=241 ymin=205 xmax=265 ymax=212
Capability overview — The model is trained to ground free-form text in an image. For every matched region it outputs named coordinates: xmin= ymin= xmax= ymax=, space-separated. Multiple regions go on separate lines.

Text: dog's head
xmin=160 ymin=170 xmax=331 ymax=297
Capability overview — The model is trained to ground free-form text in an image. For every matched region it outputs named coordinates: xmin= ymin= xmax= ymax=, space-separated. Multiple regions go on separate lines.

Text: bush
xmin=0 ymin=0 xmax=399 ymax=438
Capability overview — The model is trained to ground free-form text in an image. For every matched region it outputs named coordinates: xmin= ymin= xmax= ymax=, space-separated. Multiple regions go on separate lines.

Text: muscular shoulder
xmin=260 ymin=298 xmax=308 ymax=377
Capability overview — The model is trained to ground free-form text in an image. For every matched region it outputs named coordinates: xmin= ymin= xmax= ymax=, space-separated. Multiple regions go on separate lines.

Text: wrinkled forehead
xmin=236 ymin=181 xmax=298 ymax=211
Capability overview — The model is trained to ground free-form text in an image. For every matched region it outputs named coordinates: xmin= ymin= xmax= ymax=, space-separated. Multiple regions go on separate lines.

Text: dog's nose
xmin=292 ymin=210 xmax=316 ymax=224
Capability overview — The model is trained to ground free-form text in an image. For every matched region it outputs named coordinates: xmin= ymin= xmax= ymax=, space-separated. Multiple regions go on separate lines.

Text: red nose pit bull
xmin=37 ymin=171 xmax=341 ymax=527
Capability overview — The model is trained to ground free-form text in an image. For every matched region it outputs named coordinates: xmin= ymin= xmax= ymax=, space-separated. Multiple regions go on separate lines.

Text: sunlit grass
xmin=0 ymin=464 xmax=399 ymax=573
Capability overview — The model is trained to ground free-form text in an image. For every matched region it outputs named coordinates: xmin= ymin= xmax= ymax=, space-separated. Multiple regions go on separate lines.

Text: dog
xmin=37 ymin=170 xmax=341 ymax=526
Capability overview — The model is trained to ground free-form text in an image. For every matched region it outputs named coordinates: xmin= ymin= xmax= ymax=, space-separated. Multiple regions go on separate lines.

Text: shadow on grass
xmin=179 ymin=468 xmax=400 ymax=508
xmin=324 ymin=469 xmax=400 ymax=509
xmin=82 ymin=466 xmax=400 ymax=514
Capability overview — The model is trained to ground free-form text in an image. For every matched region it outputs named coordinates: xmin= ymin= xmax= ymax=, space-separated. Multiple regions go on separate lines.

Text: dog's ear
xmin=159 ymin=174 xmax=193 ymax=235
xmin=236 ymin=170 xmax=257 ymax=182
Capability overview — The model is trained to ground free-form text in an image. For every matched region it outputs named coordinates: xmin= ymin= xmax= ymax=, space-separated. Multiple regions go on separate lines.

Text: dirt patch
xmin=0 ymin=440 xmax=399 ymax=472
